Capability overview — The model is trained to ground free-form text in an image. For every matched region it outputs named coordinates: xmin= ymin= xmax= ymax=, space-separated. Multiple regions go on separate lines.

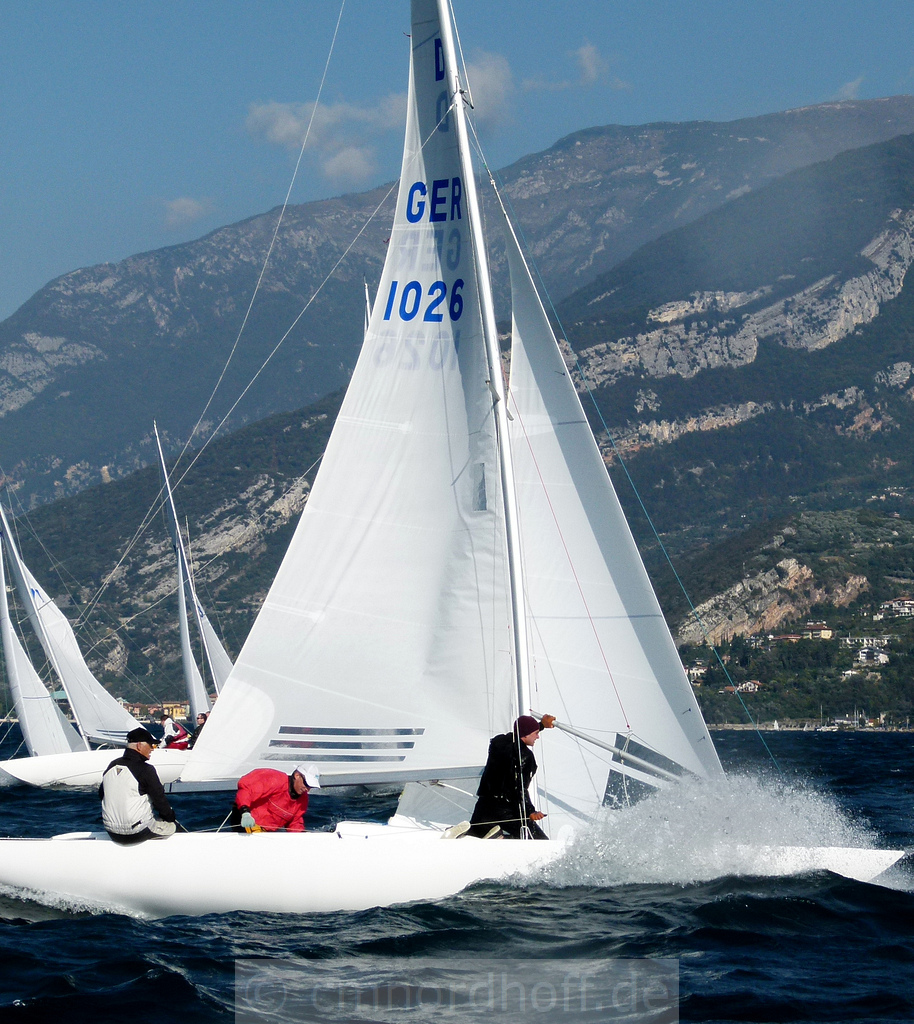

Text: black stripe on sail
xmin=278 ymin=726 xmax=425 ymax=736
xmin=603 ymin=767 xmax=658 ymax=809
xmin=264 ymin=754 xmax=407 ymax=763
xmin=268 ymin=740 xmax=416 ymax=750
xmin=612 ymin=734 xmax=687 ymax=778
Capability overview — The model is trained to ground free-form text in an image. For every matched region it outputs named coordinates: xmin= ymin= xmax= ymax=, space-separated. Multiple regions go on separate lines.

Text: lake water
xmin=0 ymin=728 xmax=912 ymax=1022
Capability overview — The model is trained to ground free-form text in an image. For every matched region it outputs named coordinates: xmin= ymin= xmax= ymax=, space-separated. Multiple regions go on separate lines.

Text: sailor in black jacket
xmin=468 ymin=714 xmax=553 ymax=839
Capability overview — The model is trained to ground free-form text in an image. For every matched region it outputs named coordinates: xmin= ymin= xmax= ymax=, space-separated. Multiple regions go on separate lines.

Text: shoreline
xmin=708 ymin=723 xmax=914 ymax=732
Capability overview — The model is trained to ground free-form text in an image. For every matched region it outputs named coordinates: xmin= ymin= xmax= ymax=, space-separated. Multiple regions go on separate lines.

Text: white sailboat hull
xmin=0 ymin=748 xmax=192 ymax=789
xmin=0 ymin=828 xmax=562 ymax=917
xmin=0 ymin=829 xmax=901 ymax=918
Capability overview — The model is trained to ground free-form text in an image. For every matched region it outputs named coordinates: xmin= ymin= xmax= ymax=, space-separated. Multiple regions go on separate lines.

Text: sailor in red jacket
xmin=231 ymin=764 xmax=321 ymax=833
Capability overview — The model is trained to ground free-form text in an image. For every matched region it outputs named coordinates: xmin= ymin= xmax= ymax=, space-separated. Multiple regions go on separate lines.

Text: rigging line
xmin=73 ymin=482 xmax=173 ymax=626
xmin=165 ymin=94 xmax=459 ymax=495
xmin=478 ymin=159 xmax=782 ymax=774
xmin=89 ymin=0 xmax=350 ymax=609
xmin=462 ymin=115 xmax=634 ymax=732
xmin=166 ymin=179 xmax=399 ymax=496
xmin=175 ymin=0 xmax=349 ymax=473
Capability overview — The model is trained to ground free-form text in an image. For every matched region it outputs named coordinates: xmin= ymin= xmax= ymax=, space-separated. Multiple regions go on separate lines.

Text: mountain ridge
xmin=4 ymin=97 xmax=914 ymax=507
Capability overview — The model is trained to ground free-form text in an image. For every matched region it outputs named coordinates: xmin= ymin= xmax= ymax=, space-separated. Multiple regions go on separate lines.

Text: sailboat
xmin=0 ymin=443 xmax=233 ymax=789
xmin=0 ymin=0 xmax=901 ymax=916
xmin=154 ymin=423 xmax=233 ymax=716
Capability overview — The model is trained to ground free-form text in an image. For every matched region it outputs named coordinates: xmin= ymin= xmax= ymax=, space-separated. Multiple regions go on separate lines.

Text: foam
xmin=538 ymin=772 xmax=878 ymax=887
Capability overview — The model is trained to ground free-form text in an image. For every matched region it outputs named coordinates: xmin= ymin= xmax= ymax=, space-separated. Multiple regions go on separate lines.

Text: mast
xmin=436 ymin=0 xmax=531 ymax=722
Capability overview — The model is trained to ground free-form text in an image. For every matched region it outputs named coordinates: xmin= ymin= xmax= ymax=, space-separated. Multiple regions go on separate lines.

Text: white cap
xmin=294 ymin=763 xmax=321 ymax=789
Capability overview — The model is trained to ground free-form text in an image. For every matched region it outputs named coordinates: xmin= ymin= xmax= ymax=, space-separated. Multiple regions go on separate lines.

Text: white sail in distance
xmin=0 ymin=541 xmax=85 ymax=756
xmin=184 ymin=0 xmax=515 ymax=784
xmin=155 ymin=426 xmax=215 ymax=720
xmin=0 ymin=505 xmax=140 ymax=746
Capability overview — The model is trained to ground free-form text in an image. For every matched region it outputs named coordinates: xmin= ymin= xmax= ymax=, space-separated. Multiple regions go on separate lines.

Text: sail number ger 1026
xmin=382 ymin=279 xmax=464 ymax=323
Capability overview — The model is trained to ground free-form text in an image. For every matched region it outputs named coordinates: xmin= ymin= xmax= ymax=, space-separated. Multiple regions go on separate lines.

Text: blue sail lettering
xmin=434 ymin=38 xmax=445 ymax=81
xmin=404 ymin=178 xmax=462 ymax=223
xmin=450 ymin=178 xmax=463 ymax=221
xmin=430 ymin=179 xmax=449 ymax=222
xmin=406 ymin=181 xmax=427 ymax=223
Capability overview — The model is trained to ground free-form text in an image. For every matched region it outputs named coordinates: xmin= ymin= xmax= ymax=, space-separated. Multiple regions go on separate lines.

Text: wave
xmin=538 ymin=772 xmax=890 ymax=888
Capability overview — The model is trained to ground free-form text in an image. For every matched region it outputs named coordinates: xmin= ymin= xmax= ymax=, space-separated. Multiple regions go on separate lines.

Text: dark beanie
xmin=514 ymin=715 xmax=540 ymax=738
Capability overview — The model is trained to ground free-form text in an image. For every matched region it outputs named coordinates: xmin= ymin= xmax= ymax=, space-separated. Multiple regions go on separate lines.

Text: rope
xmin=177 ymin=0 xmax=349 ymax=472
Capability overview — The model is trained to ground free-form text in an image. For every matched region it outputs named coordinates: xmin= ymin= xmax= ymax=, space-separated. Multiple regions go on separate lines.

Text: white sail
xmin=0 ymin=544 xmax=85 ymax=756
xmin=174 ymin=544 xmax=211 ymax=722
xmin=154 ymin=428 xmax=233 ymax=696
xmin=500 ymin=207 xmax=723 ymax=828
xmin=183 ymin=0 xmax=515 ymax=784
xmin=195 ymin=607 xmax=233 ymax=692
xmin=0 ymin=506 xmax=140 ymax=746
xmin=155 ymin=427 xmax=212 ymax=721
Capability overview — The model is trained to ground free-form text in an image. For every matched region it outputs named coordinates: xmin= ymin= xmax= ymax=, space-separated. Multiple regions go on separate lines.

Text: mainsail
xmin=184 ymin=0 xmax=515 ymax=785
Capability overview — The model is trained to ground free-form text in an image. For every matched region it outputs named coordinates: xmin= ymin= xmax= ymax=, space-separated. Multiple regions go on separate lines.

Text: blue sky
xmin=2 ymin=0 xmax=914 ymax=321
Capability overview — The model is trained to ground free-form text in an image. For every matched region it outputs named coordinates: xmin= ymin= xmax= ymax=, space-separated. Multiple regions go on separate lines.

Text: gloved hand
xmin=240 ymin=811 xmax=256 ymax=831
xmin=539 ymin=714 xmax=556 ymax=729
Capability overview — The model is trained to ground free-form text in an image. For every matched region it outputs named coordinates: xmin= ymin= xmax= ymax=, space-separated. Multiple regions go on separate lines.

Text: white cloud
xmin=321 ymin=146 xmax=377 ymax=183
xmin=463 ymin=51 xmax=515 ymax=129
xmin=163 ymin=197 xmax=211 ymax=229
xmin=246 ymin=93 xmax=406 ymax=185
xmin=522 ymin=41 xmax=628 ymax=94
xmin=574 ymin=42 xmax=607 ymax=86
xmin=834 ymin=76 xmax=864 ymax=100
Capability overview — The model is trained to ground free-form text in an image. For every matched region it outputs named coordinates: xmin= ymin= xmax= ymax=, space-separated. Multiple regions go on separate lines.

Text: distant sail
xmin=0 ymin=505 xmax=140 ymax=745
xmin=0 ymin=542 xmax=85 ymax=756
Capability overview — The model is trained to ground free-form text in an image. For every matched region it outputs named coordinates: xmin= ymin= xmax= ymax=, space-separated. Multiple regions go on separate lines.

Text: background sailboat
xmin=0 ymin=538 xmax=85 ymax=758
xmin=155 ymin=423 xmax=233 ymax=719
xmin=0 ymin=473 xmax=234 ymax=787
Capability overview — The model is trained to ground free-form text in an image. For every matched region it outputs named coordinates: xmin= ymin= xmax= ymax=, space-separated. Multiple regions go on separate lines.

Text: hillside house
xmin=880 ymin=597 xmax=914 ymax=618
xmin=724 ymin=680 xmax=762 ymax=694
xmin=857 ymin=648 xmax=889 ymax=666
xmin=803 ymin=621 xmax=833 ymax=640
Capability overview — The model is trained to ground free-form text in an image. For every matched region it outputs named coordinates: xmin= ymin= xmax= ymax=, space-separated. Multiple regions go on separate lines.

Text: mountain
xmin=4 ymin=97 xmax=914 ymax=507
xmin=6 ymin=393 xmax=914 ymax=714
xmin=563 ymin=131 xmax=914 ymax=554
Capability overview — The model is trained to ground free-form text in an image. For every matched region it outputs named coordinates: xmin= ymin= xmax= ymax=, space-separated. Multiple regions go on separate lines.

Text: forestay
xmin=183 ymin=0 xmax=516 ymax=785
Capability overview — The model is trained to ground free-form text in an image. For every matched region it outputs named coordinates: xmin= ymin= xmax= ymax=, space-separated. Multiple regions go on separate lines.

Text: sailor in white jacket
xmin=99 ymin=728 xmax=177 ymax=844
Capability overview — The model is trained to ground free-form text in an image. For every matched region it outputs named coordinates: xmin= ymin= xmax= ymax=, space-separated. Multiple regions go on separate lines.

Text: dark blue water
xmin=0 ymin=729 xmax=912 ymax=1022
